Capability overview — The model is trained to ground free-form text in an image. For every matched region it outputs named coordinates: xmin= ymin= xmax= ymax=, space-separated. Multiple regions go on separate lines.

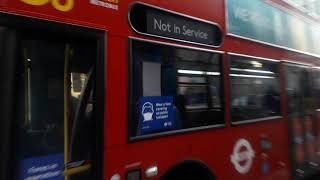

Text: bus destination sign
xmin=129 ymin=3 xmax=222 ymax=47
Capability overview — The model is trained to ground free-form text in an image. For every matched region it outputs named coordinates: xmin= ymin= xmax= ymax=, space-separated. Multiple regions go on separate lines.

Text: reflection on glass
xmin=230 ymin=68 xmax=274 ymax=74
xmin=178 ymin=76 xmax=206 ymax=83
xmin=229 ymin=55 xmax=280 ymax=122
xmin=313 ymin=71 xmax=320 ymax=109
xmin=178 ymin=85 xmax=208 ymax=110
xmin=285 ymin=64 xmax=318 ymax=178
xmin=16 ymin=40 xmax=66 ymax=160
xmin=282 ymin=0 xmax=320 ymax=17
xmin=177 ymin=69 xmax=220 ymax=76
xmin=130 ymin=40 xmax=224 ymax=137
xmin=71 ymin=73 xmax=88 ymax=98
xmin=15 ymin=39 xmax=96 ymax=165
xmin=230 ymin=74 xmax=275 ymax=79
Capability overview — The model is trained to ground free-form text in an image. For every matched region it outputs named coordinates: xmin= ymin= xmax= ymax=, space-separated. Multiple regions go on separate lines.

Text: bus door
xmin=284 ymin=63 xmax=317 ymax=179
xmin=0 ymin=16 xmax=104 ymax=180
xmin=0 ymin=27 xmax=18 ymax=180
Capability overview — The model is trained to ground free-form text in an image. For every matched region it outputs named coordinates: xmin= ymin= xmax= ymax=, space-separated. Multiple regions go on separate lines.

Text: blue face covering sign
xmin=19 ymin=153 xmax=64 ymax=180
xmin=139 ymin=96 xmax=174 ymax=135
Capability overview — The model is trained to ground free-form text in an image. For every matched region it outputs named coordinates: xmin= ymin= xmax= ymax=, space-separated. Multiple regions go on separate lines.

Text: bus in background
xmin=0 ymin=0 xmax=320 ymax=180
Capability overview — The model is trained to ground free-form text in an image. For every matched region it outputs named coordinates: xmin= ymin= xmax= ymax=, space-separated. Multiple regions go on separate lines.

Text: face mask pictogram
xmin=142 ymin=102 xmax=154 ymax=121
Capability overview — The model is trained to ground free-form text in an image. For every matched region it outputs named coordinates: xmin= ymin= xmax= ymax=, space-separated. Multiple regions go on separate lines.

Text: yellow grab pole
xmin=64 ymin=44 xmax=71 ymax=180
xmin=23 ymin=48 xmax=29 ymax=127
xmin=63 ymin=164 xmax=92 ymax=176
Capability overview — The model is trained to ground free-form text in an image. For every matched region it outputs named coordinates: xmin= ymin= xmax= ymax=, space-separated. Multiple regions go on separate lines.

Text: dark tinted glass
xmin=313 ymin=70 xmax=320 ymax=109
xmin=285 ymin=64 xmax=317 ymax=178
xmin=14 ymin=36 xmax=98 ymax=180
xmin=15 ymin=40 xmax=65 ymax=158
xmin=229 ymin=55 xmax=280 ymax=123
xmin=130 ymin=40 xmax=224 ymax=137
xmin=285 ymin=65 xmax=313 ymax=115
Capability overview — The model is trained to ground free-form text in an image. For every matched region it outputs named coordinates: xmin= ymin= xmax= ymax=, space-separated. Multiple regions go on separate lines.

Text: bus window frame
xmin=227 ymin=52 xmax=283 ymax=125
xmin=282 ymin=60 xmax=313 ymax=68
xmin=128 ymin=36 xmax=226 ymax=142
xmin=0 ymin=12 xmax=106 ymax=180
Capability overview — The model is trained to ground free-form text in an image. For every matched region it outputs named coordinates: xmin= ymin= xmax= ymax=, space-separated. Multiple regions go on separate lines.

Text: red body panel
xmin=2 ymin=0 xmax=320 ymax=179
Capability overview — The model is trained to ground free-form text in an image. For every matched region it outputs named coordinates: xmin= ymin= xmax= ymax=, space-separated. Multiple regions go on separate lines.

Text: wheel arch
xmin=160 ymin=159 xmax=216 ymax=180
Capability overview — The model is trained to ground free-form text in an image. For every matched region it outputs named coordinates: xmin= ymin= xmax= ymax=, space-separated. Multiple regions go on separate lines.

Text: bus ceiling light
xmin=230 ymin=68 xmax=274 ymax=74
xmin=178 ymin=69 xmax=204 ymax=75
xmin=206 ymin=71 xmax=220 ymax=75
xmin=177 ymin=69 xmax=220 ymax=76
xmin=313 ymin=66 xmax=320 ymax=69
xmin=230 ymin=74 xmax=275 ymax=79
xmin=250 ymin=61 xmax=262 ymax=68
xmin=145 ymin=166 xmax=158 ymax=178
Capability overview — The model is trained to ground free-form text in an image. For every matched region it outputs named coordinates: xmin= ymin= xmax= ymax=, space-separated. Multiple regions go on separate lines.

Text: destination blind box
xmin=129 ymin=3 xmax=223 ymax=47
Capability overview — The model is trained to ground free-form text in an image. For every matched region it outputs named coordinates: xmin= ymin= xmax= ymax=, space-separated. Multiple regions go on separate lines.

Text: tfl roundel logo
xmin=230 ymin=139 xmax=255 ymax=174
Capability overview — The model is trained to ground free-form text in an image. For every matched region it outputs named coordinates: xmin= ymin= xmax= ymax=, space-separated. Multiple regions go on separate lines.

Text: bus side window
xmin=313 ymin=70 xmax=320 ymax=110
xmin=129 ymin=40 xmax=224 ymax=138
xmin=229 ymin=55 xmax=281 ymax=123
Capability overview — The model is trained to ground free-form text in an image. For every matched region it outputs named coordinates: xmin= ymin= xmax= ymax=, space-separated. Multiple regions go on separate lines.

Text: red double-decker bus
xmin=1 ymin=0 xmax=320 ymax=180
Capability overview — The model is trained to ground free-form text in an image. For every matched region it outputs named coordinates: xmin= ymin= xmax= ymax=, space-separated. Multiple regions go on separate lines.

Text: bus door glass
xmin=0 ymin=27 xmax=18 ymax=180
xmin=12 ymin=29 xmax=102 ymax=180
xmin=284 ymin=63 xmax=317 ymax=179
xmin=312 ymin=68 xmax=320 ymax=168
